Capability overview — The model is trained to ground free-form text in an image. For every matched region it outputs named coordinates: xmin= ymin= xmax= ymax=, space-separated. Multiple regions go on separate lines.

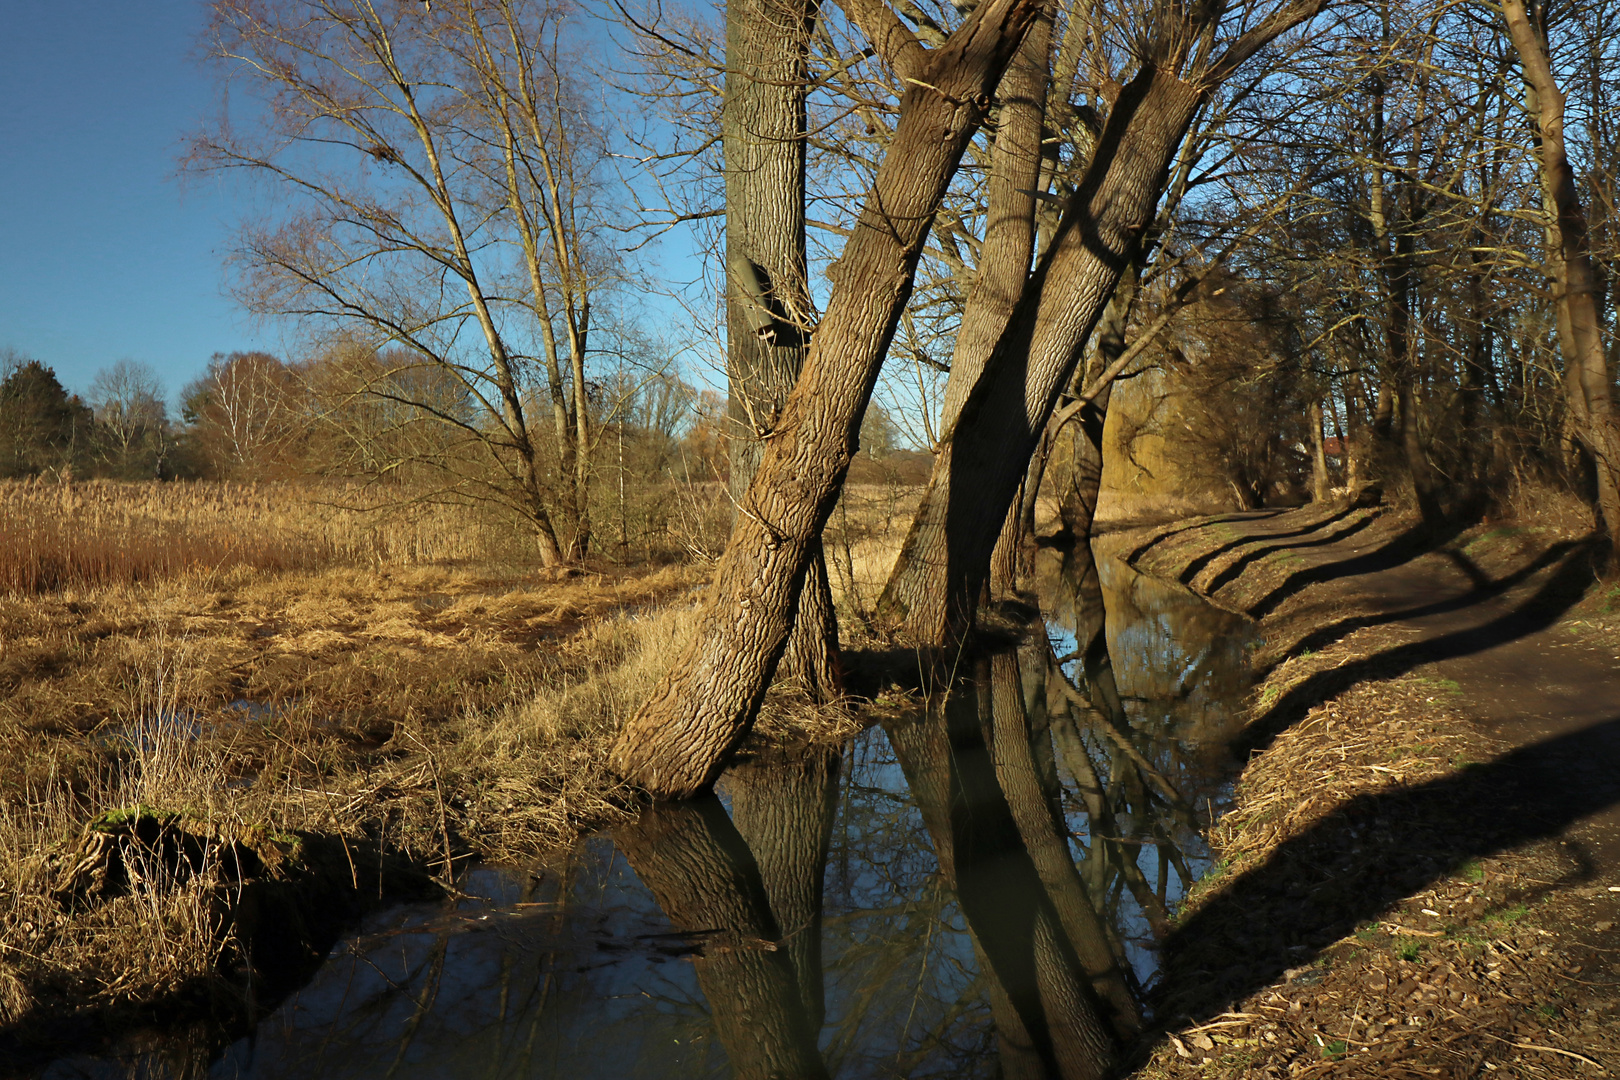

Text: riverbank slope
xmin=1121 ymin=503 xmax=1620 ymax=1078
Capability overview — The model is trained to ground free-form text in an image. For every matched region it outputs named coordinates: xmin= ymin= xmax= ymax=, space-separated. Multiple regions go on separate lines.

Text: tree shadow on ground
xmin=1202 ymin=512 xmax=1377 ymax=594
xmin=1244 ymin=516 xmax=1477 ymax=619
xmin=1124 ymin=510 xmax=1286 ymax=565
xmin=1176 ymin=505 xmax=1360 ymax=587
xmin=1234 ymin=540 xmax=1598 ymax=760
xmin=1269 ymin=539 xmax=1587 ymax=673
xmin=1152 ymin=712 xmax=1620 ymax=1035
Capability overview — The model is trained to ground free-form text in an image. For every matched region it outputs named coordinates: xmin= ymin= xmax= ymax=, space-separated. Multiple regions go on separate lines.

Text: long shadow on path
xmin=1233 ymin=540 xmax=1599 ymax=760
xmin=1244 ymin=516 xmax=1475 ymax=619
xmin=1158 ymin=712 xmax=1620 ymax=1027
xmin=1202 ymin=513 xmax=1377 ymax=595
xmin=1269 ymin=540 xmax=1587 ymax=672
xmin=1170 ymin=507 xmax=1356 ymax=587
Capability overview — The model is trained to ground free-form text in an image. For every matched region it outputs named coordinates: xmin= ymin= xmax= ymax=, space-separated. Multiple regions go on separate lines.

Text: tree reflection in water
xmin=199 ymin=544 xmax=1251 ymax=1080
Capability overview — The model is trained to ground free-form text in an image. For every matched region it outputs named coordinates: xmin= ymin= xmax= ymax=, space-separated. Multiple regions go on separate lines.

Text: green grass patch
xmin=1411 ymin=676 xmax=1462 ymax=696
xmin=1484 ymin=902 xmax=1530 ymax=926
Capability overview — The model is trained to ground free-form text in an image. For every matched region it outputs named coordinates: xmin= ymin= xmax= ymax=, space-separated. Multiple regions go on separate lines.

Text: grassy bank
xmin=0 ymin=478 xmax=920 ymax=1057
xmin=1122 ymin=503 xmax=1620 ymax=1078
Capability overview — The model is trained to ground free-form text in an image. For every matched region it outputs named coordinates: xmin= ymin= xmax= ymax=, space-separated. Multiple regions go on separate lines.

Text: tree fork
xmin=877 ymin=68 xmax=1205 ymax=646
xmin=609 ymin=0 xmax=1046 ymax=799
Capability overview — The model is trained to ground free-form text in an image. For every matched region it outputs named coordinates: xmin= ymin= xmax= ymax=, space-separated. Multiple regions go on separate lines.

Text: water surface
xmin=62 ymin=543 xmax=1256 ymax=1080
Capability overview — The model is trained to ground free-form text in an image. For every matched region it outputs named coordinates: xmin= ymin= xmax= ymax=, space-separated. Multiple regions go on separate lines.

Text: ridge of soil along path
xmin=1115 ymin=502 xmax=1620 ymax=1078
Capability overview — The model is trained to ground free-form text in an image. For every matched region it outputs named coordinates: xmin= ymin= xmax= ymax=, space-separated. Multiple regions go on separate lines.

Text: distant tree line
xmin=1 ymin=342 xmax=913 ymax=562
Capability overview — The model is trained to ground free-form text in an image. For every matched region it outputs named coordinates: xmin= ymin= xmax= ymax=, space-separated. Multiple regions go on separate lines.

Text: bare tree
xmin=1499 ymin=0 xmax=1620 ymax=553
xmin=609 ymin=0 xmax=1049 ymax=797
xmin=195 ymin=0 xmax=631 ymax=563
xmin=723 ymin=0 xmax=843 ymax=699
xmin=876 ymin=0 xmax=1333 ymax=645
xmin=182 ymin=351 xmax=300 ymax=479
xmin=88 ymin=359 xmax=168 ymax=478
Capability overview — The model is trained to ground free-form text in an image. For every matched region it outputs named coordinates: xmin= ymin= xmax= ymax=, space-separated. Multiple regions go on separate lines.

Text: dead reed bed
xmin=823 ymin=481 xmax=924 ymax=631
xmin=0 ymin=561 xmax=715 ymax=1039
xmin=0 ymin=479 xmax=534 ymax=593
xmin=0 ymin=475 xmax=908 ymax=1047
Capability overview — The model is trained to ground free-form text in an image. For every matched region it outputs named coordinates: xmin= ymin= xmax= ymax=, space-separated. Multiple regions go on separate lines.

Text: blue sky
xmin=0 ymin=2 xmax=718 ymax=409
xmin=0 ymin=1 xmax=283 ymax=404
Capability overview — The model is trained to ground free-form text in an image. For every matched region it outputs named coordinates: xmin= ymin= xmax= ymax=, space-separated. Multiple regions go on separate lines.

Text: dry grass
xmin=0 ymin=478 xmax=537 ymax=593
xmin=1138 ymin=670 xmax=1617 ymax=1079
xmin=1121 ymin=504 xmax=1620 ymax=1078
xmin=0 ymin=474 xmax=902 ymax=1040
xmin=0 ymin=647 xmax=240 ymax=1025
xmin=0 ymin=484 xmax=718 ymax=1038
xmin=823 ymin=481 xmax=925 ymax=629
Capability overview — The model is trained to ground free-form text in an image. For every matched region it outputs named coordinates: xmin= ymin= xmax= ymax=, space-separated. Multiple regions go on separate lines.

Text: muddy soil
xmin=1119 ymin=504 xmax=1620 ymax=1078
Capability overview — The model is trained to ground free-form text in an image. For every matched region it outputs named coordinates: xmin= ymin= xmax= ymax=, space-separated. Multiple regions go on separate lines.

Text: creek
xmin=57 ymin=541 xmax=1256 ymax=1079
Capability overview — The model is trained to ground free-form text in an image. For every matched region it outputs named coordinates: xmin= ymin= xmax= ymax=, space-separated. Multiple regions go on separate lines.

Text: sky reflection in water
xmin=209 ymin=544 xmax=1255 ymax=1079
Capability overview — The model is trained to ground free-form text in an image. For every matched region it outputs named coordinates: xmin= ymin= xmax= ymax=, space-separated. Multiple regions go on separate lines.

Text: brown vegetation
xmin=0 ymin=480 xmax=707 ymax=1039
xmin=0 ymin=479 xmax=536 ymax=593
xmin=1117 ymin=502 xmax=1620 ymax=1077
xmin=0 ymin=478 xmax=907 ymax=1049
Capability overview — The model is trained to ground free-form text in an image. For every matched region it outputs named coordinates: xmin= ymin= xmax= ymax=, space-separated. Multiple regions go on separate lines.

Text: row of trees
xmin=191 ymin=0 xmax=1618 ymax=799
xmin=2 ymin=342 xmax=909 ymax=561
xmin=2 ymin=352 xmax=174 ymax=481
xmin=607 ymin=0 xmax=1620 ymax=798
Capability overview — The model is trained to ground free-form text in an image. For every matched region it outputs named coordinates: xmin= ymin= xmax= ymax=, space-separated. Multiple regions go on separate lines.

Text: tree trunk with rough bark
xmin=879 ymin=68 xmax=1204 ymax=645
xmin=1054 ymin=263 xmax=1140 ymax=538
xmin=1502 ymin=0 xmax=1620 ymax=555
xmin=609 ymin=0 xmax=1046 ymax=798
xmin=726 ymin=0 xmax=842 ymax=699
xmin=936 ymin=8 xmax=1053 ymax=439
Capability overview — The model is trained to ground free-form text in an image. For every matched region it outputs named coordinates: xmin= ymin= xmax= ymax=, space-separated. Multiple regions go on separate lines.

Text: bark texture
xmin=610 ymin=0 xmax=1046 ymax=798
xmin=937 ymin=7 xmax=1053 ymax=437
xmin=1055 ymin=264 xmax=1140 ymax=538
xmin=1502 ymin=0 xmax=1620 ymax=552
xmin=725 ymin=0 xmax=842 ymax=697
xmin=879 ymin=68 xmax=1204 ymax=644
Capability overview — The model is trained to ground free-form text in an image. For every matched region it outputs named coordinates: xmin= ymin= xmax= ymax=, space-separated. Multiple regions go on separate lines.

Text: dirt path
xmin=1119 ymin=505 xmax=1620 ymax=1078
xmin=1142 ymin=507 xmax=1620 ymax=869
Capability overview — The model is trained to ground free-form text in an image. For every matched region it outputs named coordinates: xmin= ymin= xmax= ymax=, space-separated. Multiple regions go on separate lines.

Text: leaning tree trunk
xmin=615 ymin=797 xmax=827 ymax=1079
xmin=726 ymin=0 xmax=841 ymax=699
xmin=1054 ymin=261 xmax=1142 ymax=539
xmin=721 ymin=747 xmax=841 ymax=1029
xmin=878 ymin=67 xmax=1205 ymax=645
xmin=609 ymin=0 xmax=1047 ymax=798
xmin=1502 ymin=0 xmax=1620 ymax=556
xmin=936 ymin=7 xmax=1053 ymax=439
xmin=946 ymin=11 xmax=1053 ymax=602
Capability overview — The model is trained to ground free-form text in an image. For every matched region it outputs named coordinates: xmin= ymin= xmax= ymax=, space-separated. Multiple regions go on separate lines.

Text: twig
xmin=1479 ymin=1030 xmax=1607 ymax=1072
